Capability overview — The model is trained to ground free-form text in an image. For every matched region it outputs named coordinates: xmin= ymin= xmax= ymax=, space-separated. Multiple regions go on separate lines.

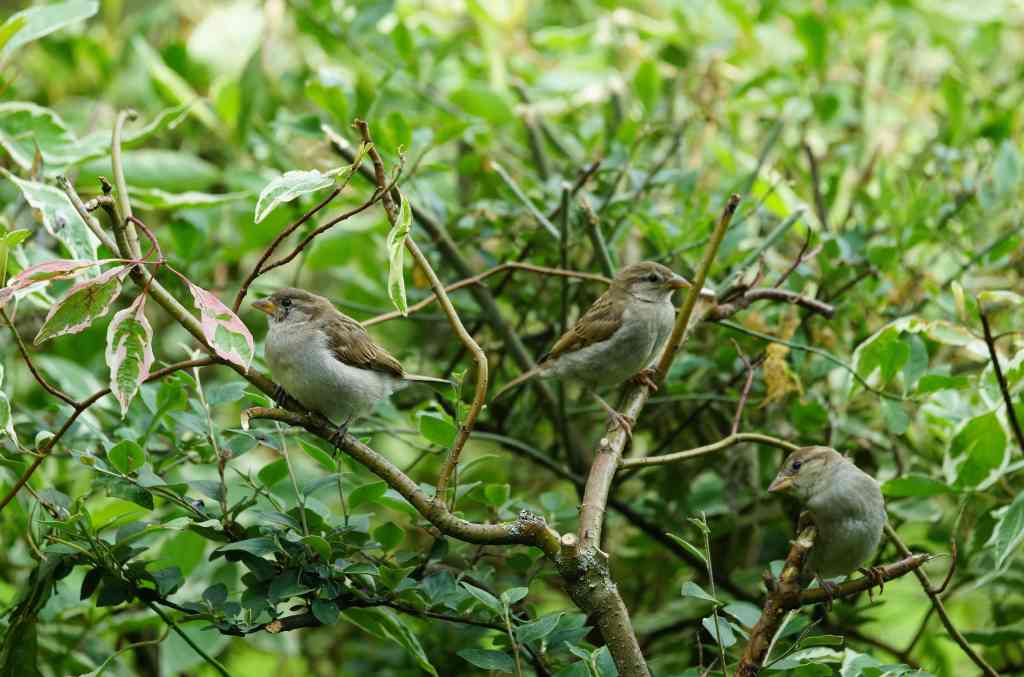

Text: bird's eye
xmin=791 ymin=460 xmax=802 ymax=471
xmin=281 ymin=298 xmax=292 ymax=308
xmin=646 ymin=273 xmax=660 ymax=283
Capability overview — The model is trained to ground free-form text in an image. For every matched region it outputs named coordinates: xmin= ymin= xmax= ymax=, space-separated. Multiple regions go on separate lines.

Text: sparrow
xmin=492 ymin=261 xmax=691 ymax=435
xmin=768 ymin=446 xmax=886 ymax=602
xmin=252 ymin=288 xmax=450 ymax=439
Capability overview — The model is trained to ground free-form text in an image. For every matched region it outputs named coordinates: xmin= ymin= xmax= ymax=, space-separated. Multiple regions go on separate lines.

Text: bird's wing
xmin=540 ymin=288 xmax=625 ymax=363
xmin=322 ymin=314 xmax=404 ymax=377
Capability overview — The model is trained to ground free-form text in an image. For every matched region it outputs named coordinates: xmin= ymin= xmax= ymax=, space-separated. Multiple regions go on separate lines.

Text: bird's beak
xmin=252 ymin=299 xmax=277 ymax=316
xmin=767 ymin=474 xmax=793 ymax=493
xmin=667 ymin=274 xmax=691 ymax=290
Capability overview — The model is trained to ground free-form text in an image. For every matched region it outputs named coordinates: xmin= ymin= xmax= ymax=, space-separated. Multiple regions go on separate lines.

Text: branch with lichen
xmin=736 ymin=524 xmax=931 ymax=676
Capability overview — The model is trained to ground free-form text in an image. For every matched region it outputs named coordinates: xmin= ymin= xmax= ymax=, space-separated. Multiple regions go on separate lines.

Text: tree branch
xmin=979 ymin=307 xmax=1024 ymax=453
xmin=1 ymin=308 xmax=78 ymax=407
xmin=885 ymin=524 xmax=1000 ymax=677
xmin=242 ymin=406 xmax=560 ymax=555
xmin=618 ymin=433 xmax=798 ymax=470
xmin=363 ymin=262 xmax=610 ymax=327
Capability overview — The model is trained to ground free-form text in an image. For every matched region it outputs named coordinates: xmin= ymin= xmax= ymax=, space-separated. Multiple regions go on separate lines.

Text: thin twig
xmin=112 ymin=110 xmax=142 ymax=259
xmin=146 ymin=601 xmax=230 ymax=677
xmin=1 ymin=308 xmax=78 ymax=407
xmin=730 ymin=341 xmax=755 ymax=435
xmin=885 ymin=524 xmax=999 ymax=677
xmin=578 ymin=194 xmax=616 ymax=277
xmin=979 ymin=308 xmax=1024 ymax=453
xmin=619 ymin=432 xmax=798 ymax=470
xmin=803 ymin=142 xmax=829 ymax=231
xmin=363 ymin=262 xmax=610 ymax=326
xmin=232 ymin=186 xmax=343 ymax=311
xmin=488 ymin=160 xmax=561 ymax=239
xmin=0 ymin=358 xmax=217 ymax=514
xmin=353 ymin=119 xmax=488 ymax=505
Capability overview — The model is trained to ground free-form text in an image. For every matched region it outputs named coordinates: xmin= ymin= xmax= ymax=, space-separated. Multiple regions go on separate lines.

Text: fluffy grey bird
xmin=768 ymin=446 xmax=886 ymax=600
xmin=492 ymin=261 xmax=692 ymax=435
xmin=253 ymin=288 xmax=449 ymax=438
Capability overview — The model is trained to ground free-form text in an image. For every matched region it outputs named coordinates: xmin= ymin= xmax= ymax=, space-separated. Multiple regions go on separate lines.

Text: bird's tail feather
xmin=491 ymin=367 xmax=541 ymax=402
xmin=403 ymin=373 xmax=454 ymax=386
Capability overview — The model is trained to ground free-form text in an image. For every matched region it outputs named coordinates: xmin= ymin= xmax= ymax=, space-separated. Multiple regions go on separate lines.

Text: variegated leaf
xmin=186 ymin=281 xmax=253 ymax=370
xmin=34 ymin=265 xmax=127 ymax=344
xmin=385 ymin=192 xmax=413 ymax=315
xmin=0 ymin=364 xmax=14 ymax=445
xmin=1 ymin=171 xmax=99 ymax=265
xmin=0 ymin=258 xmax=119 ymax=308
xmin=105 ymin=294 xmax=154 ymax=417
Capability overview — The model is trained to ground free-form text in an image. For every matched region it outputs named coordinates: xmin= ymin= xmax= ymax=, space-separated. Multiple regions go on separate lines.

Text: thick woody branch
xmin=363 ymin=262 xmax=610 ymax=326
xmin=738 ymin=522 xmax=933 ymax=676
xmin=242 ymin=407 xmax=560 ymax=555
xmin=112 ymin=110 xmax=142 ymax=259
xmin=736 ymin=524 xmax=815 ymax=676
xmin=619 ymin=433 xmax=798 ymax=470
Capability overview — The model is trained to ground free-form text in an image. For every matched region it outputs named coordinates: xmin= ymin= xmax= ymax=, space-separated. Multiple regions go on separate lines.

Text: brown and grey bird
xmin=768 ymin=446 xmax=886 ymax=600
xmin=492 ymin=261 xmax=692 ymax=435
xmin=253 ymin=288 xmax=450 ymax=437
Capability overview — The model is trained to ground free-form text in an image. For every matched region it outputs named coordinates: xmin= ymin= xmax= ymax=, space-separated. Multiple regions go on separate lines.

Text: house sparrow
xmin=768 ymin=446 xmax=886 ymax=600
xmin=492 ymin=261 xmax=692 ymax=435
xmin=253 ymin=288 xmax=449 ymax=438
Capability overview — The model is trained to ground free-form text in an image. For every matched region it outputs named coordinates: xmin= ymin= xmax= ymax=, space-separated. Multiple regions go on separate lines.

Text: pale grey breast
xmin=266 ymin=322 xmax=403 ymax=423
xmin=545 ymin=298 xmax=675 ymax=388
xmin=806 ymin=466 xmax=885 ymax=578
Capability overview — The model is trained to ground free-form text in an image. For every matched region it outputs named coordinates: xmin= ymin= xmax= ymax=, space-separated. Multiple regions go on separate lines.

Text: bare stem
xmin=885 ymin=524 xmax=1000 ymax=677
xmin=979 ymin=308 xmax=1024 ymax=452
xmin=619 ymin=433 xmax=798 ymax=470
xmin=1 ymin=308 xmax=78 ymax=407
xmin=363 ymin=262 xmax=610 ymax=326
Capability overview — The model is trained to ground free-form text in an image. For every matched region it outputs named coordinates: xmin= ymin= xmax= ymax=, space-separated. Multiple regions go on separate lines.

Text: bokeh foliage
xmin=1 ymin=0 xmax=1023 ymax=675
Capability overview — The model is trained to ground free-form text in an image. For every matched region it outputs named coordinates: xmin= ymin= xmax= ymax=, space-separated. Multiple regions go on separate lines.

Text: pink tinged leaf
xmin=106 ymin=294 xmax=154 ymax=418
xmin=0 ymin=258 xmax=123 ymax=309
xmin=33 ymin=265 xmax=128 ymax=345
xmin=186 ymin=281 xmax=254 ymax=371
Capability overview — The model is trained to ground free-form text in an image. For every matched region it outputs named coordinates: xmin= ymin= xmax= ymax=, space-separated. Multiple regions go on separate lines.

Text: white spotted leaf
xmin=186 ymin=281 xmax=253 ymax=370
xmin=105 ymin=294 xmax=154 ymax=417
xmin=34 ymin=265 xmax=127 ymax=344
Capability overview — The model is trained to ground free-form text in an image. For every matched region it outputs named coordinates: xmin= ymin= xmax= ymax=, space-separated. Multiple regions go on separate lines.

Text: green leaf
xmin=702 ymin=615 xmax=736 ymax=647
xmin=951 ymin=411 xmax=1006 ymax=488
xmin=881 ymin=475 xmax=955 ymax=498
xmin=342 ymin=607 xmax=438 ymax=676
xmin=450 ymin=86 xmax=516 ymax=126
xmin=665 ymin=532 xmax=707 ymax=566
xmin=373 ymin=522 xmax=404 ymax=551
xmin=501 ymin=586 xmax=528 ymax=606
xmin=212 ymin=537 xmax=277 ymax=559
xmin=916 ymin=373 xmax=969 ymax=394
xmin=880 ymin=399 xmax=909 ymax=435
xmin=516 ymin=612 xmax=563 ymax=644
xmin=0 ymin=1 xmax=98 ymax=65
xmin=107 ymin=440 xmax=145 ymax=475
xmin=312 ymin=599 xmax=340 ymax=625
xmin=202 ymin=583 xmax=228 ymax=608
xmin=681 ymin=581 xmax=719 ymax=605
xmin=460 ymin=582 xmax=502 ymax=614
xmin=302 ymin=535 xmax=331 ymax=561
xmin=129 ymin=188 xmax=248 ymax=210
xmin=258 ymin=458 xmax=289 ymax=488
xmin=417 ymin=410 xmax=456 ymax=446
xmin=0 ymin=390 xmax=15 ymax=446
xmin=483 ymin=483 xmax=510 ymax=507
xmin=105 ymin=294 xmax=154 ymax=417
xmin=34 ymin=266 xmax=126 ymax=344
xmin=1 ymin=172 xmax=99 ymax=262
xmin=254 ymin=168 xmax=339 ymax=223
xmin=990 ymin=491 xmax=1024 ymax=569
xmin=633 ymin=60 xmax=661 ymax=113
xmin=722 ymin=601 xmax=762 ymax=628
xmin=298 ymin=439 xmax=337 ymax=471
xmin=794 ymin=12 xmax=828 ymax=78
xmin=132 ymin=37 xmax=222 ymax=134
xmin=457 ymin=648 xmax=515 ymax=673
xmin=385 ymin=192 xmax=413 ymax=315
xmin=186 ymin=281 xmax=254 ymax=371
xmin=349 ymin=481 xmax=387 ymax=510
